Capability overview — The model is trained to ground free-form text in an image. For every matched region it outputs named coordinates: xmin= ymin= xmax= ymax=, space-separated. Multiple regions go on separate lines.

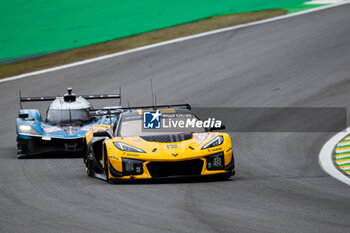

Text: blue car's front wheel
xmin=16 ymin=137 xmax=28 ymax=158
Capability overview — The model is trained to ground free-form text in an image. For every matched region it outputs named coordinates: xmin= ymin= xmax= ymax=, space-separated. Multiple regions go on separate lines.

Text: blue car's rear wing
xmin=19 ymin=87 xmax=122 ymax=109
xmin=20 ymin=94 xmax=121 ymax=102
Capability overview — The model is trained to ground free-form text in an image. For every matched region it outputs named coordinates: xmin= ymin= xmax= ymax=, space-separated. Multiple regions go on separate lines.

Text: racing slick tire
xmin=104 ymin=146 xmax=111 ymax=184
xmin=86 ymin=159 xmax=94 ymax=177
xmin=105 ymin=159 xmax=111 ymax=184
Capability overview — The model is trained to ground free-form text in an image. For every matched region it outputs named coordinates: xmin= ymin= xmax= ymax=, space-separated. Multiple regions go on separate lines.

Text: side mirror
xmin=93 ymin=131 xmax=112 ymax=138
xmin=18 ymin=113 xmax=29 ymax=119
xmin=209 ymin=124 xmax=226 ymax=131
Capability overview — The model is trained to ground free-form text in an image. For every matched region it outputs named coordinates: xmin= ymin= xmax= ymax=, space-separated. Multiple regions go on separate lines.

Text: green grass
xmin=286 ymin=4 xmax=327 ymax=13
xmin=0 ymin=9 xmax=287 ymax=79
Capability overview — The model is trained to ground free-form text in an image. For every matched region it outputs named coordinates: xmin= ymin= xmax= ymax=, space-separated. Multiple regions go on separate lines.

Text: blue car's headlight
xmin=18 ymin=124 xmax=41 ymax=136
xmin=114 ymin=142 xmax=145 ymax=153
xmin=201 ymin=136 xmax=223 ymax=150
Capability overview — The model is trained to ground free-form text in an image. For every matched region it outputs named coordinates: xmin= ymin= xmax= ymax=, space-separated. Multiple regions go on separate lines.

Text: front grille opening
xmin=147 ymin=159 xmax=203 ymax=178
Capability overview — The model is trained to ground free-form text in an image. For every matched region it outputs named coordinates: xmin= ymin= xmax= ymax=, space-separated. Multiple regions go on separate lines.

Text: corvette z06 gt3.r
xmin=84 ymin=104 xmax=235 ymax=183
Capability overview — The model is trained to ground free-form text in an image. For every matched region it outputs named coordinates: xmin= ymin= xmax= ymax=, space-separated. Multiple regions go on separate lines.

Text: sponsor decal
xmin=208 ymin=147 xmax=222 ymax=152
xmin=167 ymin=144 xmax=177 ymax=149
xmin=43 ymin=126 xmax=62 ymax=133
xmin=126 ymin=153 xmax=140 ymax=157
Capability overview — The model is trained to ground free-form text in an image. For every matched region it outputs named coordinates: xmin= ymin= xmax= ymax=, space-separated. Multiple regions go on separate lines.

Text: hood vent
xmin=140 ymin=133 xmax=192 ymax=143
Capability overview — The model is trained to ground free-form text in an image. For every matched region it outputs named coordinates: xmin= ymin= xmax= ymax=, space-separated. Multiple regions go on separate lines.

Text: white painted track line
xmin=1 ymin=2 xmax=350 ymax=84
xmin=319 ymin=127 xmax=350 ymax=186
xmin=305 ymin=0 xmax=350 ymax=5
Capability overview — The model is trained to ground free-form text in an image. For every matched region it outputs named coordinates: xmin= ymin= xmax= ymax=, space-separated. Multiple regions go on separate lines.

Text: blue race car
xmin=16 ymin=87 xmax=121 ymax=158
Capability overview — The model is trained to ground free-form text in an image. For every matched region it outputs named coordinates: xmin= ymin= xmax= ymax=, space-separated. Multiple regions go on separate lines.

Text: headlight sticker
xmin=193 ymin=133 xmax=215 ymax=143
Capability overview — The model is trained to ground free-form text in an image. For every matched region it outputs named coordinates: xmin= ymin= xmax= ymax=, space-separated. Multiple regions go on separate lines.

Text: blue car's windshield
xmin=46 ymin=109 xmax=90 ymax=124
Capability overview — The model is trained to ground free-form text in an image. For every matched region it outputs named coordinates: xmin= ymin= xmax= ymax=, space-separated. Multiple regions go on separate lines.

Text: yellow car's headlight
xmin=114 ymin=142 xmax=145 ymax=153
xmin=201 ymin=136 xmax=223 ymax=150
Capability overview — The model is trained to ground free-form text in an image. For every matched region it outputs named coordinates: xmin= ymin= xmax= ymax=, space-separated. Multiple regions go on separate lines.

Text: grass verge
xmin=0 ymin=9 xmax=286 ymax=79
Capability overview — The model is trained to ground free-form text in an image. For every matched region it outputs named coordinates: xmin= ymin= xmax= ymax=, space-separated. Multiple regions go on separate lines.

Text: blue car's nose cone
xmin=41 ymin=124 xmax=94 ymax=138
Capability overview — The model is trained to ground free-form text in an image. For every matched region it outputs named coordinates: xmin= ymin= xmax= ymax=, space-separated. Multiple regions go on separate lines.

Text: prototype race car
xmin=84 ymin=104 xmax=235 ymax=183
xmin=16 ymin=88 xmax=121 ymax=158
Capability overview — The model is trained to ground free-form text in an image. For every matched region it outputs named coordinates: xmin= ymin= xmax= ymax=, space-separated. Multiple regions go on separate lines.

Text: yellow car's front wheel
xmin=104 ymin=157 xmax=111 ymax=183
xmin=103 ymin=144 xmax=111 ymax=183
xmin=86 ymin=159 xmax=93 ymax=177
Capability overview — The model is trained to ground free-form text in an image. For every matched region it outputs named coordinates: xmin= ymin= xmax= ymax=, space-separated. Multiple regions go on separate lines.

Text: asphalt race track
xmin=1 ymin=5 xmax=350 ymax=233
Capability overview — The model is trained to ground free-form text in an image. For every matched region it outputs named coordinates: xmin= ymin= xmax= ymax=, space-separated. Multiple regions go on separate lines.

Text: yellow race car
xmin=83 ymin=104 xmax=235 ymax=183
